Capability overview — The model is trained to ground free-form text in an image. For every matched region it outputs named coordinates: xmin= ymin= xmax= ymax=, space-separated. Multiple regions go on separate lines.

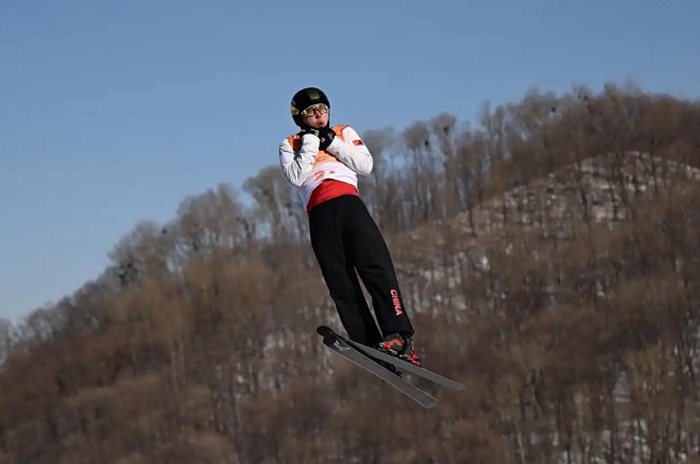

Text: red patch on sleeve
xmin=352 ymin=140 xmax=364 ymax=146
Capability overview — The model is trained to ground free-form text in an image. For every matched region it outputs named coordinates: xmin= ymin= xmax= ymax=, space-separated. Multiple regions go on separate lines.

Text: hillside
xmin=1 ymin=84 xmax=700 ymax=464
xmin=386 ymin=150 xmax=700 ymax=463
xmin=393 ymin=150 xmax=700 ymax=310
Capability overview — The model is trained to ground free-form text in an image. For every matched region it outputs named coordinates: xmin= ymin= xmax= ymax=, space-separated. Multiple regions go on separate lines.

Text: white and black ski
xmin=318 ymin=327 xmax=438 ymax=409
xmin=317 ymin=325 xmax=464 ymax=391
xmin=348 ymin=339 xmax=464 ymax=391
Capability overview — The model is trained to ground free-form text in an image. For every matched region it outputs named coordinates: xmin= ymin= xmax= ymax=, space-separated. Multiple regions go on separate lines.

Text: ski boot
xmin=377 ymin=333 xmax=422 ymax=367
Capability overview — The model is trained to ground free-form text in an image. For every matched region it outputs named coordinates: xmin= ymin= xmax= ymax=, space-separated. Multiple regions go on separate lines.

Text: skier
xmin=278 ymin=86 xmax=421 ymax=367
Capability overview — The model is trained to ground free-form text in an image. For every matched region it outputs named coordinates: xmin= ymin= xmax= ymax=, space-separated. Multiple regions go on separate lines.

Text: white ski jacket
xmin=278 ymin=124 xmax=373 ymax=211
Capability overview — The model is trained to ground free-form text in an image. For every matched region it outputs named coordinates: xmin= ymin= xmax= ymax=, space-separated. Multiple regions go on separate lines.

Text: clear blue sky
xmin=1 ymin=0 xmax=699 ymax=323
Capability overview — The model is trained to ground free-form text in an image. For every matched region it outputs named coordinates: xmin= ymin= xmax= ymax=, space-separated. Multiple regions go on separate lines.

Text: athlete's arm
xmin=325 ymin=126 xmax=373 ymax=175
xmin=279 ymin=134 xmax=319 ymax=187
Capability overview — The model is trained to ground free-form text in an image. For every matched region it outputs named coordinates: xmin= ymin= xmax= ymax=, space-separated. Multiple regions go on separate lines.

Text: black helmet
xmin=290 ymin=87 xmax=330 ymax=126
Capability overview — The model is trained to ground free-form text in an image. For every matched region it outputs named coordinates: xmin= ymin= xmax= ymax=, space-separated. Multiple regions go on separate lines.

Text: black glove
xmin=318 ymin=127 xmax=336 ymax=151
xmin=299 ymin=127 xmax=320 ymax=139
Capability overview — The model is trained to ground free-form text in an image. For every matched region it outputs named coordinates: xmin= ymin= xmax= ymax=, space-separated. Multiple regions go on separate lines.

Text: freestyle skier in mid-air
xmin=278 ymin=86 xmax=421 ymax=367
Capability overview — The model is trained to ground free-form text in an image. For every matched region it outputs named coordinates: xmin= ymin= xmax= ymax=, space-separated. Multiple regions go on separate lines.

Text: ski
xmin=319 ymin=329 xmax=438 ymax=409
xmin=317 ymin=325 xmax=465 ymax=392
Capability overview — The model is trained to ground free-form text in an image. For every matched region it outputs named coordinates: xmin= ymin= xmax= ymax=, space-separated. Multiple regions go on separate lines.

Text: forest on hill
xmin=1 ymin=82 xmax=700 ymax=463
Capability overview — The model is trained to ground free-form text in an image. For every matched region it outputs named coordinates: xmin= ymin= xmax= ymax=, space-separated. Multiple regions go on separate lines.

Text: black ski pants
xmin=309 ymin=194 xmax=414 ymax=346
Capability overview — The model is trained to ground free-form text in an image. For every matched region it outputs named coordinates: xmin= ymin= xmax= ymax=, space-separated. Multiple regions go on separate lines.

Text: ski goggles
xmin=300 ymin=103 xmax=329 ymax=117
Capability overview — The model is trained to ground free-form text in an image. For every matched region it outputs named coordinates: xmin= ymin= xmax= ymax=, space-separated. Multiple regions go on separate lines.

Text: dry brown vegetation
xmin=2 ymin=81 xmax=700 ymax=463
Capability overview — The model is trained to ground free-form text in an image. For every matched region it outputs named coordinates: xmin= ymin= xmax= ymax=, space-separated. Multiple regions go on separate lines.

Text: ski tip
xmin=316 ymin=325 xmax=333 ymax=337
